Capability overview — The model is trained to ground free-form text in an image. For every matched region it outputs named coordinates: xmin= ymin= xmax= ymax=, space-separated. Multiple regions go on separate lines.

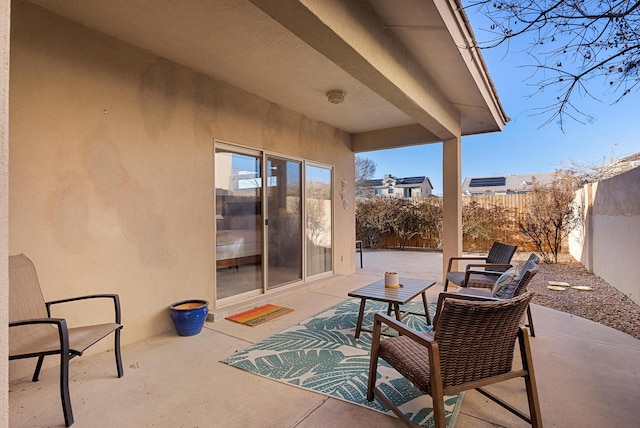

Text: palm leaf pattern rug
xmin=222 ymin=298 xmax=464 ymax=427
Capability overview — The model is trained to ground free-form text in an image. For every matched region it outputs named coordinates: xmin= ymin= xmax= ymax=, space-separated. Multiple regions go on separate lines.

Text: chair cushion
xmin=447 ymin=271 xmax=498 ymax=289
xmin=446 ymin=271 xmax=466 ymax=286
xmin=491 ymin=268 xmax=517 ymax=297
xmin=378 ymin=335 xmax=432 ymax=394
xmin=467 ymin=274 xmax=500 ymax=289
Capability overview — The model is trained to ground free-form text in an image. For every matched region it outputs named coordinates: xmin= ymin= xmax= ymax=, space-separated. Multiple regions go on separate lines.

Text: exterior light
xmin=326 ymin=89 xmax=346 ymax=104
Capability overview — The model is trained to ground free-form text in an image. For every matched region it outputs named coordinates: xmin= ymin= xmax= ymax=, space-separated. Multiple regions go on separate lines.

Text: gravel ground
xmin=511 ymin=253 xmax=640 ymax=340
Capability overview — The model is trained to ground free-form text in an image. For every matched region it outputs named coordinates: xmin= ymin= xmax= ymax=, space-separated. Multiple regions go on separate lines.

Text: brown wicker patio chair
xmin=367 ymin=291 xmax=541 ymax=428
xmin=9 ymin=254 xmax=124 ymax=427
xmin=443 ymin=241 xmax=517 ymax=291
xmin=457 ymin=253 xmax=540 ymax=336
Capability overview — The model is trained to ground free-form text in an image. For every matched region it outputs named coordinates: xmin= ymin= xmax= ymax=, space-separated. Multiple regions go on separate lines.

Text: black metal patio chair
xmin=9 ymin=254 xmax=123 ymax=427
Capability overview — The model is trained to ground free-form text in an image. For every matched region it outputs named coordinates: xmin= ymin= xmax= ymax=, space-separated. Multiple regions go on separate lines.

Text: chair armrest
xmin=464 ymin=263 xmax=513 ymax=272
xmin=9 ymin=318 xmax=69 ymax=358
xmin=446 ymin=256 xmax=488 ymax=273
xmin=464 ymin=269 xmax=503 ymax=276
xmin=46 ymin=294 xmax=122 ymax=324
xmin=463 ymin=264 xmax=513 ymax=288
xmin=9 ymin=317 xmax=67 ymax=328
xmin=373 ymin=313 xmax=433 ymax=347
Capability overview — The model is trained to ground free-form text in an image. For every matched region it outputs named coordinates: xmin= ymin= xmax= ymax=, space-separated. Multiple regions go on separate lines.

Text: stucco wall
xmin=1 ymin=0 xmax=10 ymax=423
xmin=569 ymin=166 xmax=640 ymax=305
xmin=9 ymin=1 xmax=355 ymax=380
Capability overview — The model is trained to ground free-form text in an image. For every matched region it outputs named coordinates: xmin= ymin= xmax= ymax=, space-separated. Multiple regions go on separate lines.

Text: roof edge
xmin=442 ymin=0 xmax=510 ymax=126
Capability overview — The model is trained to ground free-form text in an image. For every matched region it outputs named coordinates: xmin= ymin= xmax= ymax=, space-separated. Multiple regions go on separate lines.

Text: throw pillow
xmin=491 ymin=268 xmax=517 ymax=297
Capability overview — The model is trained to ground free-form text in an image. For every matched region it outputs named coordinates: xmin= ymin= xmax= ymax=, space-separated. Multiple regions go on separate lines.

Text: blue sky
xmin=361 ymin=11 xmax=640 ymax=196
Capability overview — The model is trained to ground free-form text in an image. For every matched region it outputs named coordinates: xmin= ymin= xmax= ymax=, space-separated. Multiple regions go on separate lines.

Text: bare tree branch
xmin=355 ymin=156 xmax=377 ymax=198
xmin=463 ymin=0 xmax=640 ymax=128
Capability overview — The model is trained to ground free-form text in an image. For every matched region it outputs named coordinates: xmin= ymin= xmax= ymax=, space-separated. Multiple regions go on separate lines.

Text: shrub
xmin=518 ymin=171 xmax=582 ymax=263
xmin=388 ymin=199 xmax=423 ymax=249
xmin=355 ymin=197 xmax=394 ymax=249
xmin=417 ymin=198 xmax=443 ymax=249
xmin=463 ymin=200 xmax=509 ymax=248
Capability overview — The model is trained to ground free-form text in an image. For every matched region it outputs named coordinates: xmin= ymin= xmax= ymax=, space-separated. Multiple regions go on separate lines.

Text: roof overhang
xmin=26 ymin=0 xmax=507 ymax=150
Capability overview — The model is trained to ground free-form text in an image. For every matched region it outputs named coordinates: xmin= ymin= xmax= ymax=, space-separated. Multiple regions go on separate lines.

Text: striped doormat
xmin=225 ymin=304 xmax=294 ymax=326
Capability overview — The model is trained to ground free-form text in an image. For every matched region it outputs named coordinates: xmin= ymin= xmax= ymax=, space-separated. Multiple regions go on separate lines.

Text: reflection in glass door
xmin=266 ymin=156 xmax=302 ymax=289
xmin=306 ymin=165 xmax=332 ymax=276
xmin=215 ymin=144 xmax=333 ymax=303
xmin=215 ymin=147 xmax=263 ymax=301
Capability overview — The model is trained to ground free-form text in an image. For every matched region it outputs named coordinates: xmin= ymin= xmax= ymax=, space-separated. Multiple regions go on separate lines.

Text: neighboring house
xmin=462 ymin=172 xmax=556 ymax=196
xmin=2 ymin=0 xmax=507 ymax=389
xmin=367 ymin=174 xmax=433 ymax=198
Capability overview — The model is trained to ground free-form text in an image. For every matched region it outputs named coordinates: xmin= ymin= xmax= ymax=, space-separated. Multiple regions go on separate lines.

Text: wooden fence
xmin=377 ymin=194 xmax=542 ymax=252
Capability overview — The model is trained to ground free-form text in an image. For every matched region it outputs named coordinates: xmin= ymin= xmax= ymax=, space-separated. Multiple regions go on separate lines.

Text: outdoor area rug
xmin=225 ymin=304 xmax=294 ymax=326
xmin=222 ymin=298 xmax=464 ymax=427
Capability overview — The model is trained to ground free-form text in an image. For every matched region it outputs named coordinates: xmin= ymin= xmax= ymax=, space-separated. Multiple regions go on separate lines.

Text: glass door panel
xmin=215 ymin=147 xmax=263 ymax=300
xmin=306 ymin=165 xmax=332 ymax=276
xmin=266 ymin=156 xmax=302 ymax=289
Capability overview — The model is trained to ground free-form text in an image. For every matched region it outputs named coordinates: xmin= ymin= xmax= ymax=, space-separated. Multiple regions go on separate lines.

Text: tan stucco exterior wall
xmin=569 ymin=166 xmax=640 ymax=305
xmin=441 ymin=136 xmax=462 ymax=279
xmin=8 ymin=1 xmax=355 ymax=380
xmin=1 ymin=0 xmax=10 ymax=423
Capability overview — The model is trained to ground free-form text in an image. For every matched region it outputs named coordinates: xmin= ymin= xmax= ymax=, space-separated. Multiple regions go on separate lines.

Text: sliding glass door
xmin=266 ymin=156 xmax=302 ymax=289
xmin=215 ymin=147 xmax=263 ymax=301
xmin=215 ymin=143 xmax=333 ymax=303
xmin=306 ymin=164 xmax=332 ymax=276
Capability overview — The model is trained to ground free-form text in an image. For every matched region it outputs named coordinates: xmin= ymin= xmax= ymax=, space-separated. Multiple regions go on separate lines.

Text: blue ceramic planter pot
xmin=169 ymin=299 xmax=209 ymax=336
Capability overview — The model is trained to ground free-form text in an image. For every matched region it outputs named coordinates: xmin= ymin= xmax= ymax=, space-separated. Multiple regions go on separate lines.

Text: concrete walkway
xmin=9 ymin=250 xmax=640 ymax=427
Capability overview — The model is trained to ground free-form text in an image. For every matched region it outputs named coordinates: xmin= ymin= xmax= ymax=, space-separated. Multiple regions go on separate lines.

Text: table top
xmin=348 ymin=277 xmax=436 ymax=305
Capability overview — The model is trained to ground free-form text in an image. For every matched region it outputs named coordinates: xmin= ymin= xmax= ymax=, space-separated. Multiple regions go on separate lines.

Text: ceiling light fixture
xmin=326 ymin=89 xmax=346 ymax=104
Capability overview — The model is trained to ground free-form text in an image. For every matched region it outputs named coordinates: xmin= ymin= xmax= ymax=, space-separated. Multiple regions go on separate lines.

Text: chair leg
xmin=524 ymin=375 xmax=543 ymax=427
xmin=526 ymin=305 xmax=535 ymax=337
xmin=443 ymin=278 xmax=449 ymax=292
xmin=519 ymin=329 xmax=543 ymax=427
xmin=367 ymin=318 xmax=382 ymax=401
xmin=476 ymin=387 xmax=531 ymax=422
xmin=59 ymin=351 xmax=74 ymax=427
xmin=431 ymin=391 xmax=447 ymax=428
xmin=428 ymin=344 xmax=446 ymax=428
xmin=115 ymin=329 xmax=124 ymax=378
xmin=32 ymin=355 xmax=45 ymax=382
xmin=372 ymin=387 xmax=418 ymax=427
xmin=368 ymin=331 xmax=426 ymax=427
xmin=366 ymin=359 xmax=378 ymax=402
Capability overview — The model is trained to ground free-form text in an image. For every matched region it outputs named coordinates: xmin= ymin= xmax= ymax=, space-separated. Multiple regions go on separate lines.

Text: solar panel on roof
xmin=397 ymin=177 xmax=425 ymax=185
xmin=469 ymin=177 xmax=506 ymax=187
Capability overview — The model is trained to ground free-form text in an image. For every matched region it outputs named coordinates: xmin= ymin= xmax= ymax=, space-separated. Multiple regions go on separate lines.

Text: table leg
xmin=393 ymin=303 xmax=401 ymax=322
xmin=355 ymin=298 xmax=366 ymax=339
xmin=421 ymin=292 xmax=431 ymax=325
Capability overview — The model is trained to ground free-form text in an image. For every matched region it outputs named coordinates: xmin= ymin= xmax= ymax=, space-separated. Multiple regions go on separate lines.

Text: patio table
xmin=348 ymin=277 xmax=436 ymax=338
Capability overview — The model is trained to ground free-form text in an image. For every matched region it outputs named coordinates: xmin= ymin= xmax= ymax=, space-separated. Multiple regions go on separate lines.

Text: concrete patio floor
xmin=9 ymin=250 xmax=640 ymax=427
